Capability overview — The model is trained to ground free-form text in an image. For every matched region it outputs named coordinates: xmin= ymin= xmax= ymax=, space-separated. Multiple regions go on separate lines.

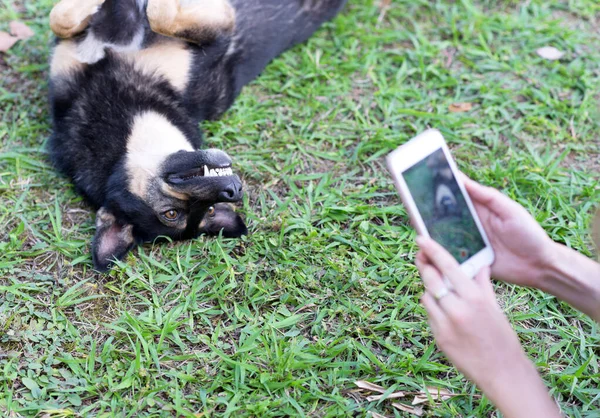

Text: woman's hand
xmin=416 ymin=237 xmax=561 ymax=418
xmin=461 ymin=175 xmax=556 ymax=288
xmin=463 ymin=175 xmax=600 ymax=322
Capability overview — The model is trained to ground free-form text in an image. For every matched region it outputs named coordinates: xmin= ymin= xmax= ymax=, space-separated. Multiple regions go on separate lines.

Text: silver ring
xmin=434 ymin=287 xmax=451 ymax=301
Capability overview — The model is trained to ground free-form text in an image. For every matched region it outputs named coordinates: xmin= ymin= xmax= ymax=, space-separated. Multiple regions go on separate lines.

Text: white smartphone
xmin=386 ymin=129 xmax=495 ymax=278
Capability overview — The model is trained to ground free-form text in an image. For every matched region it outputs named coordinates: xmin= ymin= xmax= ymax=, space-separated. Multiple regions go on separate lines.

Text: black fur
xmin=48 ymin=0 xmax=347 ymax=270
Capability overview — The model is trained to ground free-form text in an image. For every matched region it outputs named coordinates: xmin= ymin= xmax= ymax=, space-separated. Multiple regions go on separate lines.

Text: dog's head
xmin=91 ymin=112 xmax=247 ymax=271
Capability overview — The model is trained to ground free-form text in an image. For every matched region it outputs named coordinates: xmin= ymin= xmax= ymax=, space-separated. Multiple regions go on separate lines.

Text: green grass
xmin=1 ymin=0 xmax=600 ymax=416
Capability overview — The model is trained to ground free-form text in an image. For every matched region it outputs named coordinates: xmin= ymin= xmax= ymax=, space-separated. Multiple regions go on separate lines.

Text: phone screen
xmin=402 ymin=148 xmax=486 ymax=263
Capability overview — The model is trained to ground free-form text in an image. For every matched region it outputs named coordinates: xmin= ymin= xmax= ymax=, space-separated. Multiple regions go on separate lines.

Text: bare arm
xmin=539 ymin=242 xmax=600 ymax=322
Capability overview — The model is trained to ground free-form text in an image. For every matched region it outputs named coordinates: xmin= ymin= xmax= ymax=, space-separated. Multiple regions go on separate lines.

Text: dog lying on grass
xmin=48 ymin=0 xmax=346 ymax=271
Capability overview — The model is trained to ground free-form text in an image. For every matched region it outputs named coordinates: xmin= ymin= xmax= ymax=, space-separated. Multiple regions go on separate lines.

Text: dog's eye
xmin=163 ymin=209 xmax=179 ymax=221
xmin=207 ymin=206 xmax=215 ymax=217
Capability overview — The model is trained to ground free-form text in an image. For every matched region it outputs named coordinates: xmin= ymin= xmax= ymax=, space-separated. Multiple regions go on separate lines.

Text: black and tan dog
xmin=48 ymin=0 xmax=346 ymax=270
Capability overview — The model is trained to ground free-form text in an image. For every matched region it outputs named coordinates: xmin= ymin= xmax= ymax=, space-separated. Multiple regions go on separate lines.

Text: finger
xmin=415 ymin=250 xmax=427 ymax=265
xmin=419 ymin=261 xmax=461 ymax=313
xmin=460 ymin=174 xmax=519 ymax=221
xmin=416 ymin=236 xmax=474 ymax=296
xmin=473 ymin=266 xmax=496 ymax=300
xmin=421 ymin=292 xmax=449 ymax=335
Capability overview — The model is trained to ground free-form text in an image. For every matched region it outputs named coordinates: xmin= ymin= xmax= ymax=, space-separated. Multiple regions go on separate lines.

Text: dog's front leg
xmin=50 ymin=0 xmax=106 ymax=38
xmin=146 ymin=0 xmax=235 ymax=44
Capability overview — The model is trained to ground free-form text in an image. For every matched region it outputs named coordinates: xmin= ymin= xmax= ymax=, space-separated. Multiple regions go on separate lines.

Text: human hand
xmin=461 ymin=174 xmax=555 ymax=289
xmin=416 ymin=237 xmax=561 ymax=418
xmin=415 ymin=237 xmax=526 ymax=389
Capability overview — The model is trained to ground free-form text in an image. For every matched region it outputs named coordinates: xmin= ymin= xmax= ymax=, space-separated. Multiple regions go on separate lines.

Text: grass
xmin=1 ymin=0 xmax=600 ymax=416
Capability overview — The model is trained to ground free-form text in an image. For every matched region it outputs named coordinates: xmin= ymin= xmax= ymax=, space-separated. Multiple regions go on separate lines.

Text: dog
xmin=47 ymin=0 xmax=347 ymax=271
xmin=426 ymin=152 xmax=462 ymax=219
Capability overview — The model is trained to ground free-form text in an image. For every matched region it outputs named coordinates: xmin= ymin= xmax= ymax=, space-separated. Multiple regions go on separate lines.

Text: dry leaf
xmin=369 ymin=412 xmax=389 ymax=418
xmin=10 ymin=21 xmax=34 ymax=40
xmin=392 ymin=403 xmax=424 ymax=416
xmin=449 ymin=102 xmax=473 ymax=113
xmin=412 ymin=387 xmax=462 ymax=405
xmin=0 ymin=32 xmax=19 ymax=52
xmin=536 ymin=46 xmax=564 ymax=61
xmin=367 ymin=391 xmax=406 ymax=402
xmin=355 ymin=381 xmax=387 ymax=394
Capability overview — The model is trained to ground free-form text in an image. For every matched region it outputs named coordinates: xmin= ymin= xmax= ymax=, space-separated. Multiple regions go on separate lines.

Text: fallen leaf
xmin=367 ymin=391 xmax=406 ymax=402
xmin=392 ymin=403 xmax=424 ymax=416
xmin=10 ymin=21 xmax=35 ymax=40
xmin=536 ymin=46 xmax=564 ymax=61
xmin=355 ymin=381 xmax=387 ymax=394
xmin=449 ymin=102 xmax=473 ymax=113
xmin=412 ymin=387 xmax=466 ymax=405
xmin=369 ymin=412 xmax=389 ymax=418
xmin=0 ymin=32 xmax=18 ymax=52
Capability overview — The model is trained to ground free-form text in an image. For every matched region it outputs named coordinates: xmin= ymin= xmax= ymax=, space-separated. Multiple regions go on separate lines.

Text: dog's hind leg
xmin=146 ymin=0 xmax=235 ymax=44
xmin=50 ymin=0 xmax=106 ymax=38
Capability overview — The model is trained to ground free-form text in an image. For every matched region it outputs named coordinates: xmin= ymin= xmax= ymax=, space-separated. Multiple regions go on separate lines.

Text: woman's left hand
xmin=415 ymin=236 xmax=561 ymax=418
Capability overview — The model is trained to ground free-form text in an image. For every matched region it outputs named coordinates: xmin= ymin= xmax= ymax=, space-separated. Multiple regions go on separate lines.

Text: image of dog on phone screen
xmin=403 ymin=149 xmax=486 ymax=263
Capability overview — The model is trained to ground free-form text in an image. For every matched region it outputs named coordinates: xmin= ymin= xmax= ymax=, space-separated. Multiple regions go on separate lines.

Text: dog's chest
xmin=119 ymin=39 xmax=193 ymax=92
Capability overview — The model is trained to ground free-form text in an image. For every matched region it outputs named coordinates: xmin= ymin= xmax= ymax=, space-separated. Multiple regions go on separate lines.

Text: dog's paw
xmin=50 ymin=0 xmax=106 ymax=38
xmin=147 ymin=0 xmax=235 ymax=43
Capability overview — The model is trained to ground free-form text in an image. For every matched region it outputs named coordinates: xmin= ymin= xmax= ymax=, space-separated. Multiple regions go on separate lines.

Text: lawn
xmin=1 ymin=0 xmax=599 ymax=416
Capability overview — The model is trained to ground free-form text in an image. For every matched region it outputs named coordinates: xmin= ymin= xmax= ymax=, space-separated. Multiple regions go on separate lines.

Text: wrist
xmin=537 ymin=241 xmax=600 ymax=321
xmin=528 ymin=239 xmax=561 ymax=289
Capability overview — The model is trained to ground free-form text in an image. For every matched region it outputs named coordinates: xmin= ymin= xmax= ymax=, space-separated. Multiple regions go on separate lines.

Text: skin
xmin=416 ymin=238 xmax=561 ymax=418
xmin=414 ymin=175 xmax=600 ymax=417
xmin=462 ymin=174 xmax=600 ymax=322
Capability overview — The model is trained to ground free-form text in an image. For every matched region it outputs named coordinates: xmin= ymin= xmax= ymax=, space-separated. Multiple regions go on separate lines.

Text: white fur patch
xmin=77 ymin=27 xmax=145 ymax=64
xmin=126 ymin=111 xmax=194 ymax=198
xmin=136 ymin=0 xmax=148 ymax=11
xmin=76 ymin=31 xmax=107 ymax=64
xmin=436 ymin=184 xmax=457 ymax=206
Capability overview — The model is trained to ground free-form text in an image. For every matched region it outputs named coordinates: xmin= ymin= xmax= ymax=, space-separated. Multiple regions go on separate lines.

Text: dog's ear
xmin=92 ymin=207 xmax=136 ymax=271
xmin=199 ymin=203 xmax=247 ymax=238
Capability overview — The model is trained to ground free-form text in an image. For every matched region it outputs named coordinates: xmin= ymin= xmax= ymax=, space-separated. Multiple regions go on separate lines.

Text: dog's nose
xmin=219 ymin=181 xmax=243 ymax=202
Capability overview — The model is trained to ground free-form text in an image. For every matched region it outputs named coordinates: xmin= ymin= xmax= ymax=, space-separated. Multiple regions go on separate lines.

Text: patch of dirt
xmin=560 ymin=148 xmax=600 ymax=177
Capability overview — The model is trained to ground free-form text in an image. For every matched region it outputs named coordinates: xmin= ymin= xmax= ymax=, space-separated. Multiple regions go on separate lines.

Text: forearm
xmin=477 ymin=355 xmax=561 ymax=418
xmin=537 ymin=242 xmax=600 ymax=322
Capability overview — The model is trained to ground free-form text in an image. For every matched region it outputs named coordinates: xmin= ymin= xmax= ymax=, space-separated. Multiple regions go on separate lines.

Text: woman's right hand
xmin=462 ymin=175 xmax=556 ymax=288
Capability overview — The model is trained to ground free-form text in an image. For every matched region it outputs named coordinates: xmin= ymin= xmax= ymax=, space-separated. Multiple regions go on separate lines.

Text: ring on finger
xmin=434 ymin=287 xmax=451 ymax=301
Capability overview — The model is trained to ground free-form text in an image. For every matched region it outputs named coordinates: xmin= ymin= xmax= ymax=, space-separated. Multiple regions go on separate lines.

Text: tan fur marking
xmin=160 ymin=183 xmax=190 ymax=201
xmin=122 ymin=40 xmax=192 ymax=91
xmin=126 ymin=111 xmax=194 ymax=198
xmin=50 ymin=0 xmax=106 ymax=38
xmin=96 ymin=207 xmax=116 ymax=228
xmin=50 ymin=40 xmax=87 ymax=77
xmin=146 ymin=0 xmax=235 ymax=43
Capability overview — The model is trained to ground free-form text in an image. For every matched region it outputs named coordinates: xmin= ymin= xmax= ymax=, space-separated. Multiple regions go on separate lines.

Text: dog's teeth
xmin=201 ymin=166 xmax=232 ymax=178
